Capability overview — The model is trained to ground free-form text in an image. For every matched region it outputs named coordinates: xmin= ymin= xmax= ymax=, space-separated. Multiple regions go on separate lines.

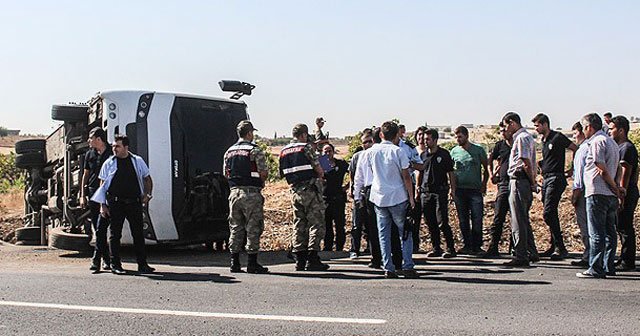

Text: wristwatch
xmin=145 ymin=194 xmax=153 ymax=199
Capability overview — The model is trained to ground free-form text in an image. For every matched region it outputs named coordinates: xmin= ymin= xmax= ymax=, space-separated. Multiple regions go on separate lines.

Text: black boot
xmin=295 ymin=251 xmax=308 ymax=271
xmin=230 ymin=253 xmax=243 ymax=273
xmin=247 ymin=253 xmax=269 ymax=274
xmin=306 ymin=251 xmax=330 ymax=271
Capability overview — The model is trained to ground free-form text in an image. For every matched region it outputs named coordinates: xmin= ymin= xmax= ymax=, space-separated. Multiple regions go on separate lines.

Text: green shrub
xmin=0 ymin=153 xmax=25 ymax=193
xmin=256 ymin=140 xmax=281 ymax=182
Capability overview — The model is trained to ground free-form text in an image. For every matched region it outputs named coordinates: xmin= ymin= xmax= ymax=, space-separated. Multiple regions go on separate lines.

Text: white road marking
xmin=0 ymin=301 xmax=386 ymax=325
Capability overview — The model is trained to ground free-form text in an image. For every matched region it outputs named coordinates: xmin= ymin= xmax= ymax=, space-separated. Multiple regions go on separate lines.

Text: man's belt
xmin=107 ymin=194 xmax=141 ymax=204
xmin=543 ymin=172 xmax=565 ymax=178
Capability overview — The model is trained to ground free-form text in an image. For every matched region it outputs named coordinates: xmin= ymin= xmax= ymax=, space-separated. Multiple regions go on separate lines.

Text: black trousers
xmin=324 ymin=199 xmax=346 ymax=251
xmin=411 ymin=198 xmax=422 ymax=251
xmin=90 ymin=200 xmax=110 ymax=264
xmin=618 ymin=187 xmax=639 ymax=266
xmin=542 ymin=174 xmax=567 ymax=251
xmin=349 ymin=202 xmax=367 ymax=253
xmin=108 ymin=200 xmax=148 ymax=267
xmin=421 ymin=189 xmax=455 ymax=252
xmin=487 ymin=182 xmax=510 ymax=251
xmin=365 ymin=198 xmax=402 ymax=269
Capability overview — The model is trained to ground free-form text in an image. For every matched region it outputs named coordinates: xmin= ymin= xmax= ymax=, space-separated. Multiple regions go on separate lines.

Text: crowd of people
xmin=82 ymin=111 xmax=637 ymax=280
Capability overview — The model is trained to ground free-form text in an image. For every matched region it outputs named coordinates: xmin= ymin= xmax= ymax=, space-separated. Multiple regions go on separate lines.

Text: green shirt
xmin=451 ymin=143 xmax=487 ymax=190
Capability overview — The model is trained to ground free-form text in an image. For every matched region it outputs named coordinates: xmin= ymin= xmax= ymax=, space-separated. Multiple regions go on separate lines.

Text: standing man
xmin=602 ymin=112 xmax=613 ymax=134
xmin=80 ymin=127 xmax=113 ymax=272
xmin=279 ymin=124 xmax=329 ymax=271
xmin=451 ymin=126 xmax=489 ymax=255
xmin=570 ymin=122 xmax=591 ymax=268
xmin=223 ymin=120 xmax=269 ymax=274
xmin=366 ymin=121 xmax=417 ymax=278
xmin=321 ymin=143 xmax=349 ymax=251
xmin=92 ymin=134 xmax=154 ymax=274
xmin=532 ymin=113 xmax=577 ymax=260
xmin=483 ymin=123 xmax=512 ymax=258
xmin=399 ymin=124 xmax=424 ymax=252
xmin=348 ymin=130 xmax=374 ymax=258
xmin=608 ymin=115 xmax=638 ymax=272
xmin=416 ymin=128 xmax=457 ymax=258
xmin=502 ymin=112 xmax=539 ymax=267
xmin=577 ymin=113 xmax=621 ymax=278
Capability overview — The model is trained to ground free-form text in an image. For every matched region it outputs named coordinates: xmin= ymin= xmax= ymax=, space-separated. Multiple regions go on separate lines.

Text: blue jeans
xmin=374 ymin=201 xmax=415 ymax=272
xmin=586 ymin=194 xmax=618 ymax=276
xmin=454 ymin=188 xmax=484 ymax=251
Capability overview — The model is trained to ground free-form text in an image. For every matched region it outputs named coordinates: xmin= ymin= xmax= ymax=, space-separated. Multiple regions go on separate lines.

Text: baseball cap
xmin=237 ymin=120 xmax=257 ymax=134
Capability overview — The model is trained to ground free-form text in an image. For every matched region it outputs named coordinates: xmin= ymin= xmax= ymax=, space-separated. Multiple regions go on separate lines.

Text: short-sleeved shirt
xmin=490 ymin=140 xmax=511 ymax=183
xmin=572 ymin=141 xmax=590 ymax=191
xmin=324 ymin=159 xmax=349 ymax=201
xmin=583 ymin=130 xmax=620 ymax=197
xmin=451 ymin=143 xmax=487 ymax=190
xmin=367 ymin=140 xmax=410 ymax=207
xmin=619 ymin=140 xmax=639 ymax=192
xmin=314 ymin=128 xmax=327 ymax=141
xmin=83 ymin=146 xmax=113 ymax=192
xmin=508 ymin=128 xmax=536 ymax=179
xmin=420 ymin=146 xmax=454 ymax=192
xmin=541 ymin=130 xmax=573 ymax=175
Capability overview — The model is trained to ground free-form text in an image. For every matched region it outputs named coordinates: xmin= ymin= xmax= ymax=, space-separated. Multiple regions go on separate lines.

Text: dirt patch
xmin=0 ymin=189 xmax=24 ymax=243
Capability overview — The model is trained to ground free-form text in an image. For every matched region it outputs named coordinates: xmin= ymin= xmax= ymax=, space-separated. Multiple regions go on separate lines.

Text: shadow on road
xmin=426 ymin=276 xmax=552 ymax=285
xmin=138 ymin=271 xmax=240 ymax=283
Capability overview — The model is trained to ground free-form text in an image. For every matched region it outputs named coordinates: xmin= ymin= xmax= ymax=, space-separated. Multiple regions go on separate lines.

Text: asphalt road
xmin=0 ymin=244 xmax=639 ymax=335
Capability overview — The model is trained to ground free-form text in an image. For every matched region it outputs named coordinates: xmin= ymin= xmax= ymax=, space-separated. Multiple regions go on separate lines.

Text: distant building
xmin=6 ymin=129 xmax=20 ymax=136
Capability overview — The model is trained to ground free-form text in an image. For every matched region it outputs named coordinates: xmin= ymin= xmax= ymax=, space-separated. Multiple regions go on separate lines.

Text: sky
xmin=0 ymin=1 xmax=639 ymax=137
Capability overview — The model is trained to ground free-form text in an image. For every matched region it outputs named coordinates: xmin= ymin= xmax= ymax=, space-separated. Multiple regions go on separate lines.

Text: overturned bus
xmin=14 ymin=81 xmax=255 ymax=250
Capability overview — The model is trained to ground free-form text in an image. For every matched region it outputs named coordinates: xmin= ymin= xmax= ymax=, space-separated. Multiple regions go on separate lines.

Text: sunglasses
xmin=363 ymin=140 xmax=373 ymax=144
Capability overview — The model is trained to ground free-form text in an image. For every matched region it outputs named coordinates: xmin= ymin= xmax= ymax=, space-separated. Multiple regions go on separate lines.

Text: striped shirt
xmin=583 ymin=130 xmax=620 ymax=197
xmin=507 ymin=127 xmax=536 ymax=178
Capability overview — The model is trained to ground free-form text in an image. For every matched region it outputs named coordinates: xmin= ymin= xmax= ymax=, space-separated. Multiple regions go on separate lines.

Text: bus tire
xmin=49 ymin=226 xmax=91 ymax=251
xmin=51 ymin=105 xmax=88 ymax=122
xmin=15 ymin=227 xmax=42 ymax=242
xmin=15 ymin=152 xmax=46 ymax=169
xmin=15 ymin=139 xmax=46 ymax=154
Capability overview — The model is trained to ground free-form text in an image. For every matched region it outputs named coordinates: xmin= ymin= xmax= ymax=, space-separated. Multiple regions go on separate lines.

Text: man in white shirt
xmin=364 ymin=121 xmax=417 ymax=279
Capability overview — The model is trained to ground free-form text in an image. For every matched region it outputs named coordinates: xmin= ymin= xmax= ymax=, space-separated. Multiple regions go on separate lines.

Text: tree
xmin=0 ymin=126 xmax=8 ymax=137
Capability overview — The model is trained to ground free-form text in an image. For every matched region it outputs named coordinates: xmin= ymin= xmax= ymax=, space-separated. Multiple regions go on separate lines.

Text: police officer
xmin=279 ymin=124 xmax=329 ymax=271
xmin=223 ymin=120 xmax=269 ymax=274
xmin=80 ymin=127 xmax=113 ymax=272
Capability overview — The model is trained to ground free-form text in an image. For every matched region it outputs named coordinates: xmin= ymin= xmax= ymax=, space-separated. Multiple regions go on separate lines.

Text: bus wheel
xmin=49 ymin=226 xmax=91 ymax=251
xmin=15 ymin=139 xmax=46 ymax=155
xmin=51 ymin=105 xmax=88 ymax=123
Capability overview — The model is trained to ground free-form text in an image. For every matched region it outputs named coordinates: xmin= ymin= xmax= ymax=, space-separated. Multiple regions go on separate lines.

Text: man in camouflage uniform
xmin=223 ymin=120 xmax=269 ymax=274
xmin=279 ymin=124 xmax=329 ymax=271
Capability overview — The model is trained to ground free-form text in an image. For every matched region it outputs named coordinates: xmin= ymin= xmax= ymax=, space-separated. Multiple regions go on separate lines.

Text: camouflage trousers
xmin=291 ymin=187 xmax=326 ymax=252
xmin=228 ymin=187 xmax=265 ymax=254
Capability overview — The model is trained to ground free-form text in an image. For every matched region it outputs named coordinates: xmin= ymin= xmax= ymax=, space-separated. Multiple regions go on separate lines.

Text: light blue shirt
xmin=572 ymin=140 xmax=589 ymax=191
xmin=90 ymin=153 xmax=150 ymax=204
xmin=366 ymin=140 xmax=410 ymax=207
xmin=400 ymin=139 xmax=423 ymax=184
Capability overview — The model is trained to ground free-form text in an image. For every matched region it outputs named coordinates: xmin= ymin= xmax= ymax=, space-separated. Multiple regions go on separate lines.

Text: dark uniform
xmin=223 ymin=131 xmax=269 ymax=274
xmin=322 ymin=158 xmax=349 ymax=251
xmin=540 ymin=130 xmax=572 ymax=256
xmin=279 ymin=140 xmax=328 ymax=271
xmin=617 ymin=140 xmax=639 ymax=270
xmin=486 ymin=139 xmax=512 ymax=255
xmin=419 ymin=146 xmax=456 ymax=255
xmin=84 ymin=145 xmax=112 ymax=268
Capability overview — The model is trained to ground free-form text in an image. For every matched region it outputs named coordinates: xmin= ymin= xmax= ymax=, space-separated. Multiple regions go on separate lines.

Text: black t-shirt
xmin=541 ymin=130 xmax=573 ymax=175
xmin=323 ymin=159 xmax=349 ymax=201
xmin=108 ymin=156 xmax=140 ymax=198
xmin=420 ymin=147 xmax=454 ymax=192
xmin=619 ymin=141 xmax=639 ymax=192
xmin=490 ymin=140 xmax=511 ymax=183
xmin=83 ymin=146 xmax=113 ymax=192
